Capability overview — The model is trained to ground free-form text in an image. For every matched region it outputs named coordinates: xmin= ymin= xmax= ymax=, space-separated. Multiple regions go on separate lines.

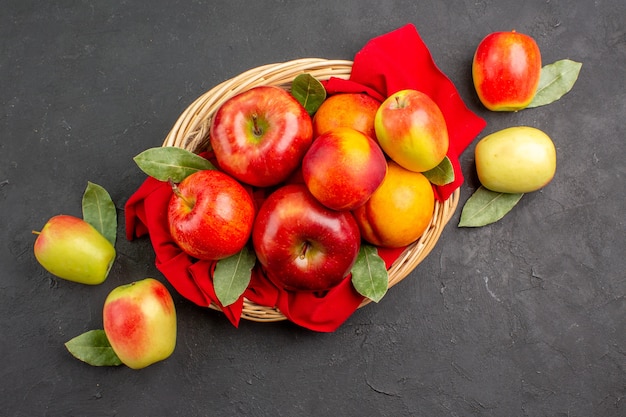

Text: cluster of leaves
xmin=459 ymin=59 xmax=582 ymax=227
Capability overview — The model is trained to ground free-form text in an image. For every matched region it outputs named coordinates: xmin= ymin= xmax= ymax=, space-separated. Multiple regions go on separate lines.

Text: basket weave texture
xmin=162 ymin=58 xmax=459 ymax=322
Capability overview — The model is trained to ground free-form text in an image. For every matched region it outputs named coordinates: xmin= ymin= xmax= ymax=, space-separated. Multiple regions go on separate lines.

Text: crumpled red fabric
xmin=324 ymin=23 xmax=487 ymax=201
xmin=124 ymin=24 xmax=485 ymax=332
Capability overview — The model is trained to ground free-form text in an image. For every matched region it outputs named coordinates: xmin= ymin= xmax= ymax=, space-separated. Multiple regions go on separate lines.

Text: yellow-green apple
xmin=353 ymin=161 xmax=435 ymax=248
xmin=472 ymin=31 xmax=542 ymax=111
xmin=33 ymin=215 xmax=115 ymax=285
xmin=375 ymin=89 xmax=449 ymax=173
xmin=475 ymin=126 xmax=556 ymax=193
xmin=168 ymin=169 xmax=255 ymax=260
xmin=210 ymin=85 xmax=313 ymax=187
xmin=252 ymin=184 xmax=361 ymax=292
xmin=312 ymin=93 xmax=381 ymax=139
xmin=103 ymin=278 xmax=176 ymax=369
xmin=302 ymin=127 xmax=387 ymax=211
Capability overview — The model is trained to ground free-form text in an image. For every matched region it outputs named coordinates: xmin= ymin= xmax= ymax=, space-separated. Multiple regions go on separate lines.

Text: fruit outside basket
xmin=161 ymin=58 xmax=459 ymax=323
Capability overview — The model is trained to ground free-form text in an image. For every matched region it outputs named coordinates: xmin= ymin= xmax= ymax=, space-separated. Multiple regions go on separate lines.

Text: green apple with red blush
xmin=209 ymin=85 xmax=313 ymax=187
xmin=103 ymin=278 xmax=177 ymax=369
xmin=375 ymin=89 xmax=449 ymax=173
xmin=33 ymin=214 xmax=116 ymax=285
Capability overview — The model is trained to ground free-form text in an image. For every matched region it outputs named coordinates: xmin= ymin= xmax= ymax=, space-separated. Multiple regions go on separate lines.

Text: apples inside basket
xmin=159 ymin=58 xmax=459 ymax=323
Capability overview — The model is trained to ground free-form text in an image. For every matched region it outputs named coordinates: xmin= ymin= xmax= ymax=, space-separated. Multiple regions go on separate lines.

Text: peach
xmin=302 ymin=127 xmax=387 ymax=211
xmin=312 ymin=93 xmax=381 ymax=140
xmin=353 ymin=161 xmax=435 ymax=248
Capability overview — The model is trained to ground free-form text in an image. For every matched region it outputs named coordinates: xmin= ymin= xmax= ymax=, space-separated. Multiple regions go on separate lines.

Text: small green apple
xmin=33 ymin=215 xmax=115 ymax=285
xmin=475 ymin=126 xmax=556 ymax=193
xmin=103 ymin=278 xmax=177 ymax=370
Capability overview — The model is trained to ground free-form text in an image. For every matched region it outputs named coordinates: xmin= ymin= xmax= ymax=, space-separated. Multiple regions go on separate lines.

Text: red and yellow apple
xmin=168 ymin=169 xmax=255 ymax=260
xmin=353 ymin=161 xmax=435 ymax=248
xmin=472 ymin=31 xmax=542 ymax=111
xmin=312 ymin=92 xmax=380 ymax=139
xmin=374 ymin=89 xmax=449 ymax=173
xmin=252 ymin=184 xmax=361 ymax=292
xmin=103 ymin=278 xmax=176 ymax=369
xmin=33 ymin=215 xmax=116 ymax=285
xmin=302 ymin=127 xmax=387 ymax=211
xmin=209 ymin=85 xmax=313 ymax=187
xmin=475 ymin=126 xmax=556 ymax=193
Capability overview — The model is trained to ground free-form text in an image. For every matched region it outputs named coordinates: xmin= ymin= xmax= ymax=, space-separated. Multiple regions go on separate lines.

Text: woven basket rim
xmin=161 ymin=57 xmax=459 ymax=323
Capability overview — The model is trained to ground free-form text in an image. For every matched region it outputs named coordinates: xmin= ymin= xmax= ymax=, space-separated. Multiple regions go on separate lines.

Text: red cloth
xmin=124 ymin=24 xmax=485 ymax=332
xmin=325 ymin=24 xmax=486 ymax=201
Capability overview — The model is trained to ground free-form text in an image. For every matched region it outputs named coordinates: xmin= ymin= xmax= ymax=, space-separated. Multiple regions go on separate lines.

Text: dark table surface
xmin=2 ymin=1 xmax=624 ymax=416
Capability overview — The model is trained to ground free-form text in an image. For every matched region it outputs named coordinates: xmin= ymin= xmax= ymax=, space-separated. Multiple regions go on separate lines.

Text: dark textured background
xmin=1 ymin=1 xmax=624 ymax=416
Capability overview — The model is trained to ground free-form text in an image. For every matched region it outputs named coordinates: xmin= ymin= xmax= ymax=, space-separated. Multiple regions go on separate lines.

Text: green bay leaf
xmin=423 ymin=156 xmax=455 ymax=186
xmin=291 ymin=73 xmax=327 ymax=116
xmin=527 ymin=59 xmax=582 ymax=108
xmin=351 ymin=244 xmax=388 ymax=303
xmin=133 ymin=147 xmax=215 ymax=183
xmin=65 ymin=329 xmax=122 ymax=367
xmin=458 ymin=186 xmax=524 ymax=227
xmin=213 ymin=246 xmax=256 ymax=307
xmin=82 ymin=181 xmax=117 ymax=246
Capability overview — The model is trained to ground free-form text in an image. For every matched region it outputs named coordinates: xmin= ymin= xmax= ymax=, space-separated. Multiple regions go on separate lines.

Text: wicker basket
xmin=162 ymin=58 xmax=459 ymax=322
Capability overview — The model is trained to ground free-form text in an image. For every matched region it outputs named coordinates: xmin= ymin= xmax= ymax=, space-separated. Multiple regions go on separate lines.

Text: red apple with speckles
xmin=210 ymin=85 xmax=313 ymax=187
xmin=103 ymin=278 xmax=176 ymax=369
xmin=252 ymin=184 xmax=361 ymax=292
xmin=472 ymin=31 xmax=542 ymax=111
xmin=302 ymin=127 xmax=387 ymax=211
xmin=168 ymin=169 xmax=255 ymax=260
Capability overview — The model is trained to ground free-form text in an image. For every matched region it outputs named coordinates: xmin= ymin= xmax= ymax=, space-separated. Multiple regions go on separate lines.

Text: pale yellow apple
xmin=475 ymin=126 xmax=556 ymax=193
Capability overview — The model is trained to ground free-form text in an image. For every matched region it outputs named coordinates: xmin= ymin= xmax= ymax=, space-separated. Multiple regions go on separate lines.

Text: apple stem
xmin=168 ymin=178 xmax=194 ymax=208
xmin=32 ymin=230 xmax=41 ymax=235
xmin=299 ymin=241 xmax=311 ymax=259
xmin=252 ymin=113 xmax=262 ymax=137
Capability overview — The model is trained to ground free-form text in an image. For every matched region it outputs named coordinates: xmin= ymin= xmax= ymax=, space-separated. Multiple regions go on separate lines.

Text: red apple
xmin=252 ymin=184 xmax=361 ymax=292
xmin=209 ymin=85 xmax=313 ymax=187
xmin=472 ymin=31 xmax=542 ymax=111
xmin=312 ymin=92 xmax=381 ymax=139
xmin=168 ymin=169 xmax=255 ymax=260
xmin=302 ymin=127 xmax=387 ymax=211
xmin=33 ymin=215 xmax=116 ymax=285
xmin=375 ymin=89 xmax=449 ymax=172
xmin=103 ymin=278 xmax=176 ymax=369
